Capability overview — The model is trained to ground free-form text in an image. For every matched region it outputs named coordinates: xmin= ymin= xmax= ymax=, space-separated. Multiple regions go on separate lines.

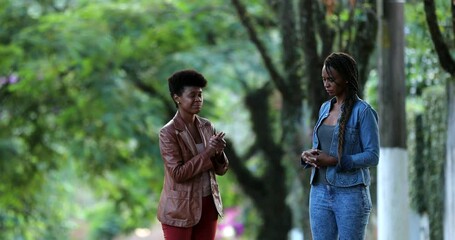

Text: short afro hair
xmin=168 ymin=69 xmax=207 ymax=107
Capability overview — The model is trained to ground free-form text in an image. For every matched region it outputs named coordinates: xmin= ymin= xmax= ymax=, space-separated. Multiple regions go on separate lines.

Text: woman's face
xmin=174 ymin=86 xmax=203 ymax=114
xmin=321 ymin=65 xmax=348 ymax=98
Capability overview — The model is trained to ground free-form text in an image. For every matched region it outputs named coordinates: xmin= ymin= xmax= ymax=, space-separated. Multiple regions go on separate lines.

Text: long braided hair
xmin=324 ymin=52 xmax=360 ymax=162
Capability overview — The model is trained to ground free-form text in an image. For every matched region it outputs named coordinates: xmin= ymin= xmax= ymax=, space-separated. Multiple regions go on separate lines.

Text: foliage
xmin=408 ymin=86 xmax=446 ymax=240
xmin=0 ymin=0 xmax=194 ymax=238
xmin=405 ymin=1 xmax=450 ymax=239
xmin=0 ymin=0 xmax=452 ymax=239
xmin=405 ymin=1 xmax=447 ymax=96
xmin=421 ymin=86 xmax=446 ymax=240
xmin=0 ymin=0 xmax=261 ymax=238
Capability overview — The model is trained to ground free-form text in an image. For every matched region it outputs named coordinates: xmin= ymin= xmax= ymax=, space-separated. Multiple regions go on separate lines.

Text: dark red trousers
xmin=162 ymin=196 xmax=218 ymax=240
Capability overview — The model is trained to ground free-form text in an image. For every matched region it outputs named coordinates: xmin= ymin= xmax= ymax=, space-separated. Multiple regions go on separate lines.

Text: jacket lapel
xmin=197 ymin=117 xmax=211 ymax=147
xmin=179 ymin=130 xmax=198 ymax=156
xmin=172 ymin=112 xmax=198 ymax=156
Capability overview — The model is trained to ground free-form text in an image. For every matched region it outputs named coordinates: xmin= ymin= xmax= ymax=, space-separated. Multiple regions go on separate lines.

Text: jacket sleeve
xmin=211 ymin=152 xmax=229 ymax=175
xmin=338 ymin=106 xmax=380 ymax=171
xmin=159 ymin=127 xmax=214 ymax=183
xmin=301 ymin=103 xmax=327 ymax=169
xmin=208 ymin=126 xmax=229 ymax=175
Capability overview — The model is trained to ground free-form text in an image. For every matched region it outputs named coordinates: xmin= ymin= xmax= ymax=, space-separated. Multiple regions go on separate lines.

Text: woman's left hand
xmin=301 ymin=149 xmax=319 ymax=168
xmin=208 ymin=132 xmax=226 ymax=155
xmin=302 ymin=149 xmax=337 ymax=168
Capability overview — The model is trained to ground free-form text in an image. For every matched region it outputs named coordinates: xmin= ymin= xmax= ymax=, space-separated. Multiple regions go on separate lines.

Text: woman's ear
xmin=173 ymin=94 xmax=180 ymax=104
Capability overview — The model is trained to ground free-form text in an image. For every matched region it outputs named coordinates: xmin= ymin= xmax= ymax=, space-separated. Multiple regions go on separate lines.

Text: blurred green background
xmin=0 ymin=0 xmax=451 ymax=239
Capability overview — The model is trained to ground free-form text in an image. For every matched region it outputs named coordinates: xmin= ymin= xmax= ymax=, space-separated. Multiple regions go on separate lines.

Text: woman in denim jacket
xmin=301 ymin=52 xmax=379 ymax=240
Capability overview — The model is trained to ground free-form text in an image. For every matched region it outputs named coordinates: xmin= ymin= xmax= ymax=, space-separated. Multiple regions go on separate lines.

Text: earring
xmin=177 ymin=101 xmax=180 ymax=104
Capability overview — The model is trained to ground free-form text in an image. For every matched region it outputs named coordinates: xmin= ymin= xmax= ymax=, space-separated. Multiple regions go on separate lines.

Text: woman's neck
xmin=178 ymin=111 xmax=195 ymax=125
xmin=334 ymin=96 xmax=345 ymax=106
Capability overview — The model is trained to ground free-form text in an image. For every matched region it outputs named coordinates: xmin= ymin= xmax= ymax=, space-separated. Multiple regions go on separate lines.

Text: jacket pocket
xmin=330 ymin=168 xmax=360 ymax=186
xmin=343 ymin=126 xmax=359 ymax=154
xmin=164 ymin=190 xmax=191 ymax=221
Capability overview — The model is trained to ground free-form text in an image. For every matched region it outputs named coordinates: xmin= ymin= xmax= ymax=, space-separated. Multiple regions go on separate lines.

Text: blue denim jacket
xmin=302 ymin=96 xmax=379 ymax=187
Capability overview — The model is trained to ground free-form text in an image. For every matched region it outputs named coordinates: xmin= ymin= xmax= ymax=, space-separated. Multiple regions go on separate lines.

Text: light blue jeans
xmin=309 ymin=183 xmax=372 ymax=240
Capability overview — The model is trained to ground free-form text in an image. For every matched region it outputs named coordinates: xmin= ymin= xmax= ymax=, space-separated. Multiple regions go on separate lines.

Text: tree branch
xmin=342 ymin=2 xmax=356 ymax=51
xmin=223 ymin=139 xmax=265 ymax=200
xmin=349 ymin=1 xmax=377 ymax=91
xmin=423 ymin=0 xmax=455 ymax=76
xmin=300 ymin=0 xmax=319 ymax=69
xmin=121 ymin=64 xmax=175 ymax=117
xmin=244 ymin=83 xmax=283 ymax=164
xmin=300 ymin=0 xmax=326 ymax=120
xmin=277 ymin=0 xmax=300 ymax=98
xmin=314 ymin=1 xmax=335 ymax=59
xmin=230 ymin=0 xmax=287 ymax=93
xmin=452 ymin=2 xmax=455 ymax=43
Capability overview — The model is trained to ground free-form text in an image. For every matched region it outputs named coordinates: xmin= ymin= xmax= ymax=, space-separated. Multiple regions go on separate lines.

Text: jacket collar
xmin=329 ymin=95 xmax=360 ymax=107
xmin=172 ymin=111 xmax=207 ymax=131
xmin=172 ymin=111 xmax=209 ymax=156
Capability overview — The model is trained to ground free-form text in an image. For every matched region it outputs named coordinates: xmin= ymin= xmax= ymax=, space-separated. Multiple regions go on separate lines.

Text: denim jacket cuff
xmin=337 ymin=155 xmax=354 ymax=171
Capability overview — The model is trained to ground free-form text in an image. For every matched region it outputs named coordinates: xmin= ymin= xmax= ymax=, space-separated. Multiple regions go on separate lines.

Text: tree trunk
xmin=222 ymin=84 xmax=293 ymax=240
xmin=422 ymin=1 xmax=455 ymax=239
xmin=230 ymin=1 xmax=379 ymax=238
xmin=445 ymin=80 xmax=455 ymax=240
xmin=377 ymin=0 xmax=412 ymax=239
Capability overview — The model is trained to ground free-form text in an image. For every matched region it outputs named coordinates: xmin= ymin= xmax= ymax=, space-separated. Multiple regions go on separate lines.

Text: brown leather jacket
xmin=157 ymin=112 xmax=229 ymax=227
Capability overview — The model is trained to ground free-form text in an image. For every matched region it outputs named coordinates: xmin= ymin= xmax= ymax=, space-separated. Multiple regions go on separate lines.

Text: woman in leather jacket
xmin=301 ymin=52 xmax=379 ymax=240
xmin=157 ymin=69 xmax=229 ymax=240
